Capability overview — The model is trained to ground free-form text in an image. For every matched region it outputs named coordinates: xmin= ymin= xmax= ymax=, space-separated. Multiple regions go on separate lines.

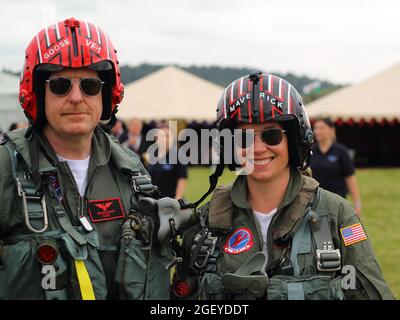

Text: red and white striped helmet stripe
xmin=268 ymin=74 xmax=272 ymax=93
xmin=230 ymin=81 xmax=235 ymax=104
xmin=44 ymin=27 xmax=51 ymax=47
xmin=95 ymin=25 xmax=102 ymax=45
xmin=287 ymin=84 xmax=292 ymax=114
xmin=55 ymin=22 xmax=61 ymax=40
xmin=35 ymin=34 xmax=43 ymax=63
xmin=223 ymin=87 xmax=227 ymax=119
xmin=85 ymin=21 xmax=92 ymax=39
xmin=278 ymin=78 xmax=283 ymax=100
xmin=104 ymin=31 xmax=110 ymax=60
xmin=239 ymin=77 xmax=244 ymax=96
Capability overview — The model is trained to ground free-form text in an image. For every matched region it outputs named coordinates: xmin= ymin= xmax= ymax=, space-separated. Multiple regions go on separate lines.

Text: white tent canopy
xmin=306 ymin=63 xmax=400 ymax=121
xmin=116 ymin=66 xmax=224 ymax=122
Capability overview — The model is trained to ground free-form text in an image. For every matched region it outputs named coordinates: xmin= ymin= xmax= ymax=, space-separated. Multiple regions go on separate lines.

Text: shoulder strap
xmin=289 ymin=207 xmax=313 ymax=276
xmin=108 ymin=134 xmax=148 ymax=177
xmin=310 ymin=189 xmax=341 ymax=273
xmin=3 ymin=140 xmax=87 ymax=244
xmin=4 ymin=141 xmax=49 ymax=234
xmin=289 ymin=188 xmax=341 ymax=276
xmin=108 ymin=134 xmax=160 ymax=198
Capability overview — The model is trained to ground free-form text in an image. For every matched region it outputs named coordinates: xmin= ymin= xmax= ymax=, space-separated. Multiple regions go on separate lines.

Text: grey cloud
xmin=1 ymin=0 xmax=400 ymax=83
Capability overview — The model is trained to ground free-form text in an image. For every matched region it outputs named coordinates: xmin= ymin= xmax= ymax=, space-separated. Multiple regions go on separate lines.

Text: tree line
xmin=120 ymin=63 xmax=343 ymax=103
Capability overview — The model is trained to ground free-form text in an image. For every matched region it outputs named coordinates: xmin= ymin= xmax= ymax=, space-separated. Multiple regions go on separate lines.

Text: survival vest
xmin=182 ymin=175 xmax=345 ymax=300
xmin=0 ymin=129 xmax=174 ymax=300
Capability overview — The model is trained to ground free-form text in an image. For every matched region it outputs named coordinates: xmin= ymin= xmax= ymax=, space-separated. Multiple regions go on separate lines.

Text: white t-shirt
xmin=57 ymin=154 xmax=91 ymax=197
xmin=254 ymin=208 xmax=278 ymax=261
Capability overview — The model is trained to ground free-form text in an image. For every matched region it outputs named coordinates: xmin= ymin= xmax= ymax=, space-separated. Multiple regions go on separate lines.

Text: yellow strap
xmin=74 ymin=260 xmax=96 ymax=300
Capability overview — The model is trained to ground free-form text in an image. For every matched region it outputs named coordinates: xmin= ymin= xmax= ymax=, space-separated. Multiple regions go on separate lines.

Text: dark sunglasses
xmin=46 ymin=77 xmax=104 ymax=96
xmin=235 ymin=127 xmax=287 ymax=148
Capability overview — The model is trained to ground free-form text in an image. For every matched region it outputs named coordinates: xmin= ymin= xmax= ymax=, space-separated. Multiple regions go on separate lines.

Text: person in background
xmin=123 ymin=118 xmax=150 ymax=164
xmin=110 ymin=118 xmax=128 ymax=144
xmin=147 ymin=125 xmax=187 ymax=199
xmin=310 ymin=117 xmax=362 ymax=215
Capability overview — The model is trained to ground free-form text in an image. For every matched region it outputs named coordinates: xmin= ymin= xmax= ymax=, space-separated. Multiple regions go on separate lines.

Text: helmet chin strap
xmin=192 ymin=158 xmax=225 ymax=208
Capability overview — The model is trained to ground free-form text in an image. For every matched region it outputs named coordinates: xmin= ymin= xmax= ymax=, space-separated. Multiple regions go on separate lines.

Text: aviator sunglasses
xmin=236 ymin=127 xmax=287 ymax=148
xmin=46 ymin=77 xmax=104 ymax=96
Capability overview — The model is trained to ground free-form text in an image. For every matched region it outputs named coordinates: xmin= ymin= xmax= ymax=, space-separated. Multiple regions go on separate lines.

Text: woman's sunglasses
xmin=235 ymin=127 xmax=287 ymax=148
xmin=46 ymin=77 xmax=104 ymax=96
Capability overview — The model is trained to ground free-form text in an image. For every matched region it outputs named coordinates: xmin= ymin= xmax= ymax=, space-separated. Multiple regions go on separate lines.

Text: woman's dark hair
xmin=280 ymin=120 xmax=301 ymax=168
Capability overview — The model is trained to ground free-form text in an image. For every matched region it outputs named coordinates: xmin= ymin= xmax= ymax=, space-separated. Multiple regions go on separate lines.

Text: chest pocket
xmin=267 ymin=275 xmax=344 ymax=300
xmin=0 ymin=239 xmax=44 ymax=299
xmin=289 ymin=209 xmax=315 ymax=276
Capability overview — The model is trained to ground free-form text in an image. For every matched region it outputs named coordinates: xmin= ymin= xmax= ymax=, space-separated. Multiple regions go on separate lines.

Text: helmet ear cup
xmin=33 ymin=70 xmax=52 ymax=129
xmin=98 ymin=69 xmax=113 ymax=121
xmin=298 ymin=128 xmax=314 ymax=170
xmin=303 ymin=128 xmax=315 ymax=146
xmin=219 ymin=130 xmax=242 ymax=171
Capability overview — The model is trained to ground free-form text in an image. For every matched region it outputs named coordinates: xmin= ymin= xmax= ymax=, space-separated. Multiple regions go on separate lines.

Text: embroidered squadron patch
xmin=223 ymin=228 xmax=254 ymax=254
xmin=87 ymin=197 xmax=125 ymax=223
xmin=340 ymin=223 xmax=367 ymax=246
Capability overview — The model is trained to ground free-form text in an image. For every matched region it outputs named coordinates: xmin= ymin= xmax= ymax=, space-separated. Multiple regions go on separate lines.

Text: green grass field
xmin=184 ymin=167 xmax=400 ymax=299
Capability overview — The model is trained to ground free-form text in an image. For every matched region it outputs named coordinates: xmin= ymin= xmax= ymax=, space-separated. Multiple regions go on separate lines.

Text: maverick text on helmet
xmin=216 ymin=71 xmax=314 ymax=170
xmin=19 ymin=18 xmax=124 ymax=126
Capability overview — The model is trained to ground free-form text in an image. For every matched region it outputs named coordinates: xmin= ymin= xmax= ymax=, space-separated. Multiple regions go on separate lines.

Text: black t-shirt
xmin=310 ymin=142 xmax=355 ymax=198
xmin=147 ymin=153 xmax=188 ymax=198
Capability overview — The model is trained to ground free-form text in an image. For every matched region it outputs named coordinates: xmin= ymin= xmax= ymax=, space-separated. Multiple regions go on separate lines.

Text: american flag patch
xmin=340 ymin=223 xmax=367 ymax=246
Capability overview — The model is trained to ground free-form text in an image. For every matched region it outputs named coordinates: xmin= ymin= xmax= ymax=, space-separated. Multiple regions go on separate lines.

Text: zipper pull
xmin=79 ymin=197 xmax=93 ymax=232
xmin=79 ymin=215 xmax=93 ymax=232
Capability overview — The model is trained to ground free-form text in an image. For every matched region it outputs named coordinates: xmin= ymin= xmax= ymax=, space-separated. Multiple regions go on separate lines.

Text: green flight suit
xmin=0 ymin=127 xmax=173 ymax=300
xmin=181 ymin=169 xmax=395 ymax=300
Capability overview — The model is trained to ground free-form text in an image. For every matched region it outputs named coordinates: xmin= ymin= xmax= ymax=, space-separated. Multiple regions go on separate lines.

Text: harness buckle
xmin=17 ymin=177 xmax=49 ymax=233
xmin=193 ymin=232 xmax=218 ymax=270
xmin=316 ymin=241 xmax=341 ymax=272
xmin=130 ymin=173 xmax=153 ymax=194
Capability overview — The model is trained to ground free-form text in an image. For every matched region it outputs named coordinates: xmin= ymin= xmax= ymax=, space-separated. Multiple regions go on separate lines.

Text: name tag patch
xmin=87 ymin=198 xmax=125 ymax=223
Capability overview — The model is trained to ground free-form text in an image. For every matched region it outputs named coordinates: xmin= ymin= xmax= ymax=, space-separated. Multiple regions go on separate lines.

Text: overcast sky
xmin=1 ymin=0 xmax=399 ymax=84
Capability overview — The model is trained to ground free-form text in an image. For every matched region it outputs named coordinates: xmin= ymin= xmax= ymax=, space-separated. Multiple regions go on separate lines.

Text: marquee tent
xmin=306 ymin=63 xmax=400 ymax=166
xmin=306 ymin=63 xmax=400 ymax=125
xmin=116 ymin=66 xmax=224 ymax=122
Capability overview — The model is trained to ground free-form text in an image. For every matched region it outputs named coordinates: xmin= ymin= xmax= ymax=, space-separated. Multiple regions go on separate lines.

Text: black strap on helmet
xmin=191 ymin=161 xmax=225 ymax=208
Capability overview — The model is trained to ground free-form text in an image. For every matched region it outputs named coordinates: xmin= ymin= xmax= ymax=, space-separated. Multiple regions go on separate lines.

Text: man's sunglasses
xmin=235 ymin=128 xmax=287 ymax=148
xmin=46 ymin=77 xmax=104 ymax=96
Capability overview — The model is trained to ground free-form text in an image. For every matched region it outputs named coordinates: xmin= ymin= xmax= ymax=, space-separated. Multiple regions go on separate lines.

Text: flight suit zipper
xmin=266 ymin=209 xmax=288 ymax=273
xmin=60 ymin=160 xmax=99 ymax=229
xmin=247 ymin=208 xmax=264 ymax=252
